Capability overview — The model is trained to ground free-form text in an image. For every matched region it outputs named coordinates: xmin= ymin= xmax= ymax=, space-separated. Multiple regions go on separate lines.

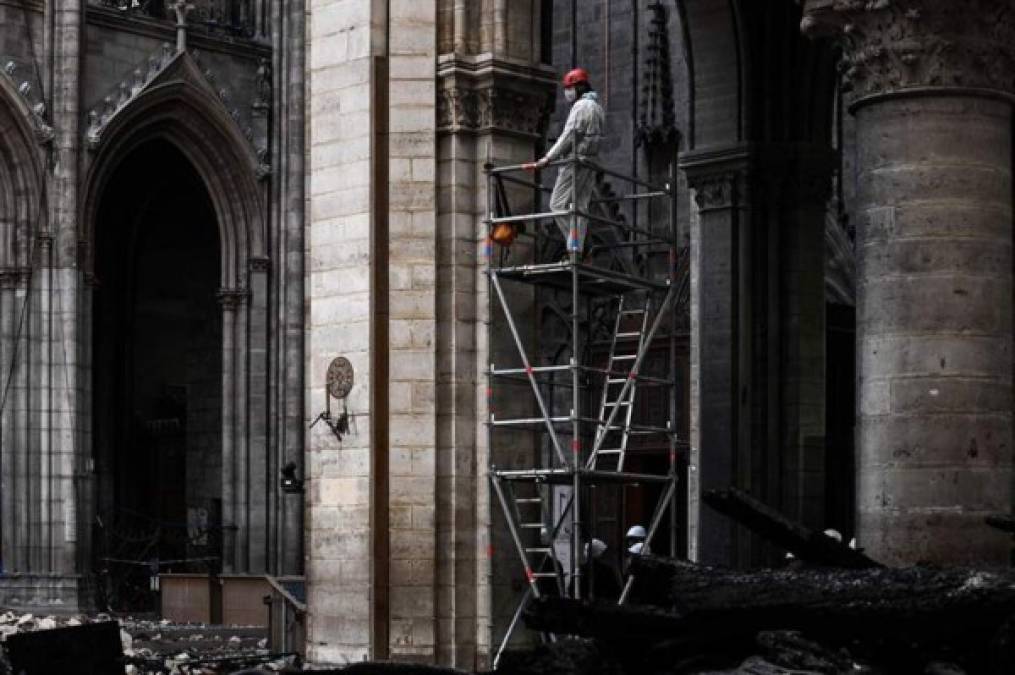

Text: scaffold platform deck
xmin=489 ymin=261 xmax=670 ymax=296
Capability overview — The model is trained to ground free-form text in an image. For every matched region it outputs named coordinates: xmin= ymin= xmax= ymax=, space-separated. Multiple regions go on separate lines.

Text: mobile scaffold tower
xmin=485 ymin=144 xmax=688 ymax=663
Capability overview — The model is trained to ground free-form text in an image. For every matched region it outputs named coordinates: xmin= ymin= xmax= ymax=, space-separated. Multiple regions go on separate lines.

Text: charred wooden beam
xmin=702 ymin=487 xmax=881 ymax=569
xmin=528 ymin=559 xmax=1015 ymax=673
xmin=986 ymin=513 xmax=1015 ymax=534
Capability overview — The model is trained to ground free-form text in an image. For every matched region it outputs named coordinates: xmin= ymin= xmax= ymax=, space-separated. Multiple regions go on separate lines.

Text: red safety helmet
xmin=562 ymin=67 xmax=590 ymax=88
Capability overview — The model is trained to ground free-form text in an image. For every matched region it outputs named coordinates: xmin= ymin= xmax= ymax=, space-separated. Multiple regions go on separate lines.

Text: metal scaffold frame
xmin=484 ymin=143 xmax=686 ymax=664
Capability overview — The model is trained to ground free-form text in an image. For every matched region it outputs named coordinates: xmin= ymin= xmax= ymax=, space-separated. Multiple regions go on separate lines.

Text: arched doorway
xmin=92 ymin=138 xmax=223 ymax=610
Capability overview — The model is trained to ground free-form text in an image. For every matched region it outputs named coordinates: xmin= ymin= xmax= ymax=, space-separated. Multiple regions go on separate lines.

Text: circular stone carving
xmin=326 ymin=357 xmax=354 ymax=399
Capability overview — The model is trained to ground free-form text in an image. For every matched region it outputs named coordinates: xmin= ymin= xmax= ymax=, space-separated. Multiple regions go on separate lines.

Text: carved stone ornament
xmin=1 ymin=59 xmax=53 ymax=145
xmin=216 ymin=287 xmax=249 ymax=310
xmin=0 ymin=269 xmax=20 ymax=290
xmin=801 ymin=0 xmax=1015 ymax=102
xmin=249 ymin=256 xmax=270 ymax=273
xmin=689 ymin=171 xmax=742 ymax=210
xmin=437 ymin=84 xmax=555 ymax=137
xmin=85 ymin=44 xmax=270 ymax=176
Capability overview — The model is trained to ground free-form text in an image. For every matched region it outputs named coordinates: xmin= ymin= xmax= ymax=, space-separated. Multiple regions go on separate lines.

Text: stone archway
xmin=90 ymin=138 xmax=223 ymax=609
xmin=0 ymin=68 xmax=48 ymax=589
xmin=81 ymin=63 xmax=273 ymax=581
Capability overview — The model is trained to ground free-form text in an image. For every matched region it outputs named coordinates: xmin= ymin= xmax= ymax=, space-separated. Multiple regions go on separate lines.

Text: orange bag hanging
xmin=490 ymin=222 xmax=517 ymax=247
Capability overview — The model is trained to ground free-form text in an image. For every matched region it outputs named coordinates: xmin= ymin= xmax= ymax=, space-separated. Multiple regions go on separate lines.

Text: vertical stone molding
xmin=683 ymin=158 xmax=750 ymax=566
xmin=217 ymin=286 xmax=250 ymax=573
xmin=803 ymin=0 xmax=1015 ymax=565
xmin=435 ymin=50 xmax=554 ymax=669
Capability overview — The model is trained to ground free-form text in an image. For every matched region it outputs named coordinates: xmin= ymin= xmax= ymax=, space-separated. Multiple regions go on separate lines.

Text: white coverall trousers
xmin=550 ymin=160 xmax=596 ymax=255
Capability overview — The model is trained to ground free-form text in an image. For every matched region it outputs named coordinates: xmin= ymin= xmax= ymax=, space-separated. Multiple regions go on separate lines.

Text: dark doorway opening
xmin=92 ymin=139 xmax=222 ymax=611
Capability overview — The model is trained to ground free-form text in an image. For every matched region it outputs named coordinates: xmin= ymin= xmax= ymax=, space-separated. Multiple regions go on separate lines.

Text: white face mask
xmin=564 ymin=87 xmax=577 ymax=103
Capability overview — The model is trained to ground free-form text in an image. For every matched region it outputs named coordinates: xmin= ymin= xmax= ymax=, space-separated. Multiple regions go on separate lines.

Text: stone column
xmin=218 ymin=288 xmax=243 ymax=573
xmin=681 ymin=158 xmax=751 ymax=566
xmin=803 ymin=0 xmax=1015 ymax=565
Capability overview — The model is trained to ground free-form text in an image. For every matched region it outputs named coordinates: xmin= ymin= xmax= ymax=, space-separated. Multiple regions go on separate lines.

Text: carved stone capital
xmin=249 ymin=257 xmax=270 ymax=273
xmin=437 ymin=57 xmax=556 ymax=138
xmin=217 ymin=287 xmax=249 ymax=310
xmin=0 ymin=269 xmax=18 ymax=290
xmin=1 ymin=266 xmax=33 ymax=288
xmin=801 ymin=0 xmax=1015 ymax=104
xmin=687 ymin=171 xmax=747 ymax=211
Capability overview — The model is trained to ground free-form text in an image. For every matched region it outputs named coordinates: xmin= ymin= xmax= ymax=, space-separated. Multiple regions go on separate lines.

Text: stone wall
xmin=306 ymin=0 xmax=381 ymax=661
xmin=386 ymin=0 xmax=439 ymax=661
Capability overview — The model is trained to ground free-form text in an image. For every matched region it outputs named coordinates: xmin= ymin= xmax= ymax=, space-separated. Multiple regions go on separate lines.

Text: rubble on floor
xmin=4 ymin=487 xmax=1015 ymax=673
xmin=0 ymin=612 xmax=295 ymax=674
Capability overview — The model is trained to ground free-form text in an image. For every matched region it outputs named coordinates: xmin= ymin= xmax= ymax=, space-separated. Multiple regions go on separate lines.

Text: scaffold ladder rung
xmin=590 ymin=295 xmax=651 ymax=472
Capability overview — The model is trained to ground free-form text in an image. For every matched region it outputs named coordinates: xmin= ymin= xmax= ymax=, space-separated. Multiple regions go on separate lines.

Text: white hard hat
xmin=823 ymin=528 xmax=843 ymax=543
xmin=627 ymin=541 xmax=644 ymax=556
xmin=625 ymin=525 xmax=647 ymax=540
xmin=584 ymin=538 xmax=607 ymax=559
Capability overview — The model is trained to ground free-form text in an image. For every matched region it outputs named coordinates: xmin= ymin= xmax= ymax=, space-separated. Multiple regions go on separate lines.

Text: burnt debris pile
xmin=507 ymin=488 xmax=1015 ymax=675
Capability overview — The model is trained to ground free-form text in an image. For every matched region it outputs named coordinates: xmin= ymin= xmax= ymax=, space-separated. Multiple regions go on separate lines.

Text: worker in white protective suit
xmin=523 ymin=67 xmax=606 ymax=257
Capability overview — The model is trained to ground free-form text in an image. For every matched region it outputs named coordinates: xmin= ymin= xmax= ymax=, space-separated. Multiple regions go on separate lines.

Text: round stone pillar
xmin=803 ymin=1 xmax=1015 ymax=565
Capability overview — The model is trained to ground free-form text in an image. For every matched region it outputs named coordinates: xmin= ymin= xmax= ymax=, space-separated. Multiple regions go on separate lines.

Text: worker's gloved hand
xmin=522 ymin=158 xmax=548 ymax=172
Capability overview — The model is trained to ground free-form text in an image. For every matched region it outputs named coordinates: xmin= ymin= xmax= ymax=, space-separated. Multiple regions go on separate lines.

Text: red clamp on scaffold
xmin=572 ymin=438 xmax=581 ymax=455
xmin=525 ymin=567 xmax=535 ymax=584
xmin=628 ymin=370 xmax=638 ymax=381
xmin=525 ymin=366 xmax=534 ymax=376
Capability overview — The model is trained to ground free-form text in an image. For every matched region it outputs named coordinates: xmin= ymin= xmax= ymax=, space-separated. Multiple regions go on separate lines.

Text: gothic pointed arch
xmin=80 ymin=51 xmax=266 ymax=288
xmin=0 ymin=69 xmax=46 ymax=273
xmin=80 ymin=51 xmax=273 ymax=575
